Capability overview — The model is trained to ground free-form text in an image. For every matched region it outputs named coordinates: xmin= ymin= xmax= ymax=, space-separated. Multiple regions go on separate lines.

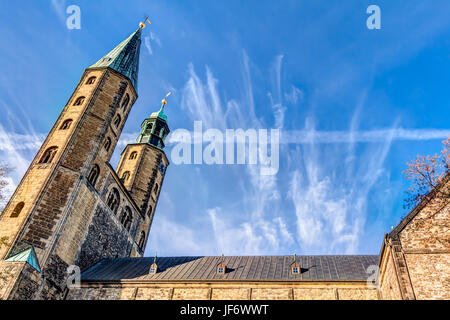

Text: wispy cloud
xmin=144 ymin=32 xmax=162 ymax=56
xmin=50 ymin=0 xmax=66 ymax=24
xmin=144 ymin=36 xmax=153 ymax=55
xmin=284 ymin=85 xmax=304 ymax=105
xmin=280 ymin=128 xmax=450 ymax=144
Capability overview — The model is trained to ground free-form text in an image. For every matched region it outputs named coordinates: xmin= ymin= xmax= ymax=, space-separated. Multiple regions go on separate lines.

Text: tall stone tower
xmin=116 ymin=97 xmax=170 ymax=249
xmin=0 ymin=24 xmax=169 ymax=300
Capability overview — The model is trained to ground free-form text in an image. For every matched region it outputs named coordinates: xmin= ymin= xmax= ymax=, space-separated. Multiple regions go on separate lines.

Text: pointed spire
xmin=89 ymin=28 xmax=142 ymax=91
xmin=5 ymin=247 xmax=41 ymax=272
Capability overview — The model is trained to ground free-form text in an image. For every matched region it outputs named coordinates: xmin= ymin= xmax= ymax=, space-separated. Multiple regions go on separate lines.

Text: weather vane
xmin=139 ymin=16 xmax=152 ymax=29
xmin=161 ymin=92 xmax=171 ymax=107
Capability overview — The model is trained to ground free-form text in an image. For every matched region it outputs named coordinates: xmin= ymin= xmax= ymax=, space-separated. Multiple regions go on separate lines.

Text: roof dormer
xmin=291 ymin=254 xmax=301 ymax=275
xmin=149 ymin=254 xmax=158 ymax=274
xmin=217 ymin=254 xmax=226 ymax=275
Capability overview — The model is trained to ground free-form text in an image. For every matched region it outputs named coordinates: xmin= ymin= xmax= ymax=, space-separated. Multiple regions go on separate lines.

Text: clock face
xmin=158 ymin=163 xmax=166 ymax=175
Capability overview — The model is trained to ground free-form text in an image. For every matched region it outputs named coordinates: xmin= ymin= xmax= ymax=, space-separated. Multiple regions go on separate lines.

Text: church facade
xmin=0 ymin=25 xmax=448 ymax=300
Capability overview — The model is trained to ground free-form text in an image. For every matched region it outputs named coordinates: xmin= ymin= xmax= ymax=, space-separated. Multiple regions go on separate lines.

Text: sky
xmin=0 ymin=0 xmax=449 ymax=257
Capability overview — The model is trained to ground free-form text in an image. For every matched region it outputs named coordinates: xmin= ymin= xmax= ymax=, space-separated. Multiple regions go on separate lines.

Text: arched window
xmin=39 ymin=146 xmax=58 ymax=164
xmin=86 ymin=76 xmax=96 ymax=85
xmin=73 ymin=96 xmax=85 ymax=106
xmin=120 ymin=207 xmax=132 ymax=231
xmin=154 ymin=126 xmax=161 ymax=136
xmin=113 ymin=114 xmax=121 ymax=128
xmin=147 ymin=205 xmax=152 ymax=218
xmin=121 ymin=93 xmax=130 ymax=111
xmin=10 ymin=202 xmax=24 ymax=218
xmin=88 ymin=164 xmax=100 ymax=187
xmin=138 ymin=231 xmax=146 ymax=249
xmin=121 ymin=171 xmax=130 ymax=182
xmin=154 ymin=183 xmax=159 ymax=194
xmin=106 ymin=188 xmax=120 ymax=213
xmin=104 ymin=137 xmax=112 ymax=152
xmin=60 ymin=119 xmax=73 ymax=130
xmin=129 ymin=151 xmax=138 ymax=160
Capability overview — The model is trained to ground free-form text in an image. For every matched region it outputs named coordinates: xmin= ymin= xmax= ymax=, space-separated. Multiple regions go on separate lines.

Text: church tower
xmin=116 ymin=95 xmax=170 ymax=257
xmin=0 ymin=23 xmax=168 ymax=300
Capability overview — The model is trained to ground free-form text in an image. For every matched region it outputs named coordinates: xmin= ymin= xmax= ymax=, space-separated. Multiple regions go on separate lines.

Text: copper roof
xmin=81 ymin=255 xmax=378 ymax=282
xmin=88 ymin=29 xmax=141 ymax=90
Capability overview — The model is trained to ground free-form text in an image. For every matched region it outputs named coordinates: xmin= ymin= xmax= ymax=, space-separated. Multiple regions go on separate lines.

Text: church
xmin=0 ymin=23 xmax=448 ymax=300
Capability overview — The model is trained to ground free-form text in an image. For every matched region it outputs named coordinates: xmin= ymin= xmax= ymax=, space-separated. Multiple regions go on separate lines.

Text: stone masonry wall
xmin=0 ymin=261 xmax=26 ymax=299
xmin=404 ymin=253 xmax=450 ymax=299
xmin=378 ymin=247 xmax=402 ymax=300
xmin=397 ymin=179 xmax=450 ymax=300
xmin=0 ymin=261 xmax=41 ymax=300
xmin=75 ymin=199 xmax=139 ymax=271
xmin=68 ymin=283 xmax=379 ymax=300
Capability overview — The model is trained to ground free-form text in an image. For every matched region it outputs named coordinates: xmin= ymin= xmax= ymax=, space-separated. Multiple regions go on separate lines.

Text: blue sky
xmin=0 ymin=1 xmax=449 ymax=256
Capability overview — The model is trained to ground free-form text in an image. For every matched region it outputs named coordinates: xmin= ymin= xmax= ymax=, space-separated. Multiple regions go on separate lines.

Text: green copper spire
xmin=88 ymin=28 xmax=142 ymax=91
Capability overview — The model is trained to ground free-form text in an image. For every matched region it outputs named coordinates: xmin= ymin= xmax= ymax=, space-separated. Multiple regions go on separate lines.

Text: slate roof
xmin=81 ymin=255 xmax=378 ymax=282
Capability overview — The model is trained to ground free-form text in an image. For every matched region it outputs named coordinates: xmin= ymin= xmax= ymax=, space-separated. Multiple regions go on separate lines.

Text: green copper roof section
xmin=5 ymin=247 xmax=41 ymax=272
xmin=150 ymin=105 xmax=168 ymax=122
xmin=88 ymin=28 xmax=142 ymax=91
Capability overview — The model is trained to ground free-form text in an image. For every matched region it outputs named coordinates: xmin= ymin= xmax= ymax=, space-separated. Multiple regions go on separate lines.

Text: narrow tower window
xmin=10 ymin=202 xmax=24 ymax=218
xmin=154 ymin=183 xmax=159 ymax=194
xmin=121 ymin=93 xmax=130 ymax=111
xmin=104 ymin=137 xmax=112 ymax=152
xmin=147 ymin=205 xmax=152 ymax=218
xmin=86 ymin=76 xmax=96 ymax=85
xmin=129 ymin=151 xmax=138 ymax=160
xmin=88 ymin=164 xmax=100 ymax=187
xmin=73 ymin=96 xmax=85 ymax=106
xmin=39 ymin=146 xmax=58 ymax=164
xmin=113 ymin=114 xmax=121 ymax=128
xmin=121 ymin=171 xmax=130 ymax=182
xmin=106 ymin=188 xmax=120 ymax=213
xmin=138 ymin=231 xmax=146 ymax=249
xmin=60 ymin=119 xmax=73 ymax=130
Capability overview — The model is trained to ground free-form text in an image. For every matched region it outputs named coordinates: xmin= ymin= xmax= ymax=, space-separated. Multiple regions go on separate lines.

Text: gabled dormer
xmin=217 ymin=254 xmax=226 ymax=275
xmin=291 ymin=254 xmax=300 ymax=275
xmin=149 ymin=254 xmax=158 ymax=274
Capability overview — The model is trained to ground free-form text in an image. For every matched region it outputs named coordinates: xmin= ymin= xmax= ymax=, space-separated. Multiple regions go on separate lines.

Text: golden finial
xmin=161 ymin=92 xmax=171 ymax=107
xmin=139 ymin=16 xmax=152 ymax=29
